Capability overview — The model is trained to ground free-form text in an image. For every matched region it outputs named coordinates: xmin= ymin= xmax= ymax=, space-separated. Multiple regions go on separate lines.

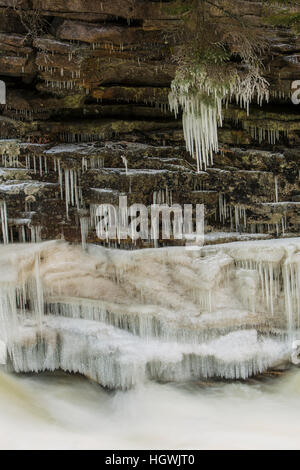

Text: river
xmin=1 ymin=368 xmax=300 ymax=450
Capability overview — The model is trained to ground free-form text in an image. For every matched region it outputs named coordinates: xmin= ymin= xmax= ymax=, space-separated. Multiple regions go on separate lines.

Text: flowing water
xmin=1 ymin=368 xmax=300 ymax=450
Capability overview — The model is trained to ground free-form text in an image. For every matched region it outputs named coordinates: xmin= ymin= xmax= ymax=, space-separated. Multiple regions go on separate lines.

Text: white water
xmin=1 ymin=368 xmax=300 ymax=450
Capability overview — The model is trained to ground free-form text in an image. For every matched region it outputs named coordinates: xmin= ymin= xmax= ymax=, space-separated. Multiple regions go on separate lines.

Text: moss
xmin=61 ymin=94 xmax=85 ymax=109
xmin=161 ymin=0 xmax=193 ymax=16
xmin=264 ymin=1 xmax=300 ymax=33
xmin=92 ymin=86 xmax=169 ymax=104
xmin=224 ymin=107 xmax=300 ymax=131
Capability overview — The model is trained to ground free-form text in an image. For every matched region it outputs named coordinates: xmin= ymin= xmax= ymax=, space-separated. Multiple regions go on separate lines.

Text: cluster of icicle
xmin=0 ymin=239 xmax=299 ymax=389
xmin=0 ymin=200 xmax=42 ymax=244
xmin=0 ymin=142 xmax=108 ymax=242
xmin=218 ymin=193 xmax=288 ymax=236
xmin=242 ymin=124 xmax=288 ymax=145
xmin=153 ymin=187 xmax=173 ymax=205
xmin=218 ymin=194 xmax=247 ymax=233
xmin=169 ymin=69 xmax=269 ymax=172
xmin=0 ymin=141 xmax=20 ymax=168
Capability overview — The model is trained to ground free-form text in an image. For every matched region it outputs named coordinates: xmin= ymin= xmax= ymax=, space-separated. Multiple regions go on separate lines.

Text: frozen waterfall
xmin=0 ymin=239 xmax=299 ymax=389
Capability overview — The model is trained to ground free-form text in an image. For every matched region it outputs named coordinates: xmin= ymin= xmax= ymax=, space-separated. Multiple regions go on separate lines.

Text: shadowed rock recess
xmin=0 ymin=0 xmax=300 ymax=388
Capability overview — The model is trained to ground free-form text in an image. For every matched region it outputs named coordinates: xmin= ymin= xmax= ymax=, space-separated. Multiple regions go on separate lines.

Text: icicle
xmin=65 ymin=169 xmax=70 ymax=219
xmin=0 ymin=201 xmax=9 ymax=244
xmin=58 ymin=161 xmax=63 ymax=200
xmin=121 ymin=155 xmax=129 ymax=175
xmin=80 ymin=217 xmax=89 ymax=250
xmin=30 ymin=226 xmax=41 ymax=243
xmin=169 ymin=71 xmax=269 ymax=171
xmin=274 ymin=175 xmax=279 ymax=203
xmin=60 ymin=168 xmax=80 ymax=217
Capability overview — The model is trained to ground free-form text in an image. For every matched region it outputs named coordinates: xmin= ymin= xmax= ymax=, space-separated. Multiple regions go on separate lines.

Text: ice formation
xmin=121 ymin=155 xmax=129 ymax=175
xmin=275 ymin=175 xmax=279 ymax=203
xmin=169 ymin=82 xmax=222 ymax=172
xmin=0 ymin=80 xmax=5 ymax=105
xmin=0 ymin=239 xmax=299 ymax=389
xmin=217 ymin=194 xmax=288 ymax=235
xmin=25 ymin=155 xmax=50 ymax=176
xmin=169 ymin=71 xmax=269 ymax=171
xmin=243 ymin=125 xmax=287 ymax=145
xmin=153 ymin=187 xmax=173 ymax=205
xmin=0 ymin=200 xmax=8 ymax=244
xmin=58 ymin=167 xmax=80 ymax=218
xmin=0 ymin=140 xmax=20 ymax=168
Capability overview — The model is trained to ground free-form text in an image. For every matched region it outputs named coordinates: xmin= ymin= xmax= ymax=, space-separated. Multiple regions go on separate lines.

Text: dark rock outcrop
xmin=0 ymin=0 xmax=299 ymax=246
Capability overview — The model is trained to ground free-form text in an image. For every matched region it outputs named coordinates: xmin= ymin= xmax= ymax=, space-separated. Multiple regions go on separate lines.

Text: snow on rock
xmin=0 ymin=239 xmax=298 ymax=388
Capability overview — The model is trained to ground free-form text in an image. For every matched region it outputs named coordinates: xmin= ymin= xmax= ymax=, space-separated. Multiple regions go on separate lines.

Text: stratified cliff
xmin=0 ymin=0 xmax=299 ymax=246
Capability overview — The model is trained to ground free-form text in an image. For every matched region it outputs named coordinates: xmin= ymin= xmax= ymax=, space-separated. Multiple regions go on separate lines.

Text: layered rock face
xmin=0 ymin=0 xmax=299 ymax=246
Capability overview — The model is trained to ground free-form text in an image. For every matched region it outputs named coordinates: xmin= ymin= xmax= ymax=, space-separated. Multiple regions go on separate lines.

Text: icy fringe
xmin=217 ymin=194 xmax=288 ymax=236
xmin=1 ymin=239 xmax=299 ymax=389
xmin=169 ymin=69 xmax=269 ymax=171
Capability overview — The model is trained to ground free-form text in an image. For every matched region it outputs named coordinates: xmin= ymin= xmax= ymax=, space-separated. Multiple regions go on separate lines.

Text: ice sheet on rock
xmin=44 ymin=144 xmax=95 ymax=155
xmin=9 ymin=317 xmax=289 ymax=388
xmin=205 ymin=232 xmax=270 ymax=242
xmin=0 ymin=181 xmax=57 ymax=195
xmin=0 ymin=239 xmax=299 ymax=388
